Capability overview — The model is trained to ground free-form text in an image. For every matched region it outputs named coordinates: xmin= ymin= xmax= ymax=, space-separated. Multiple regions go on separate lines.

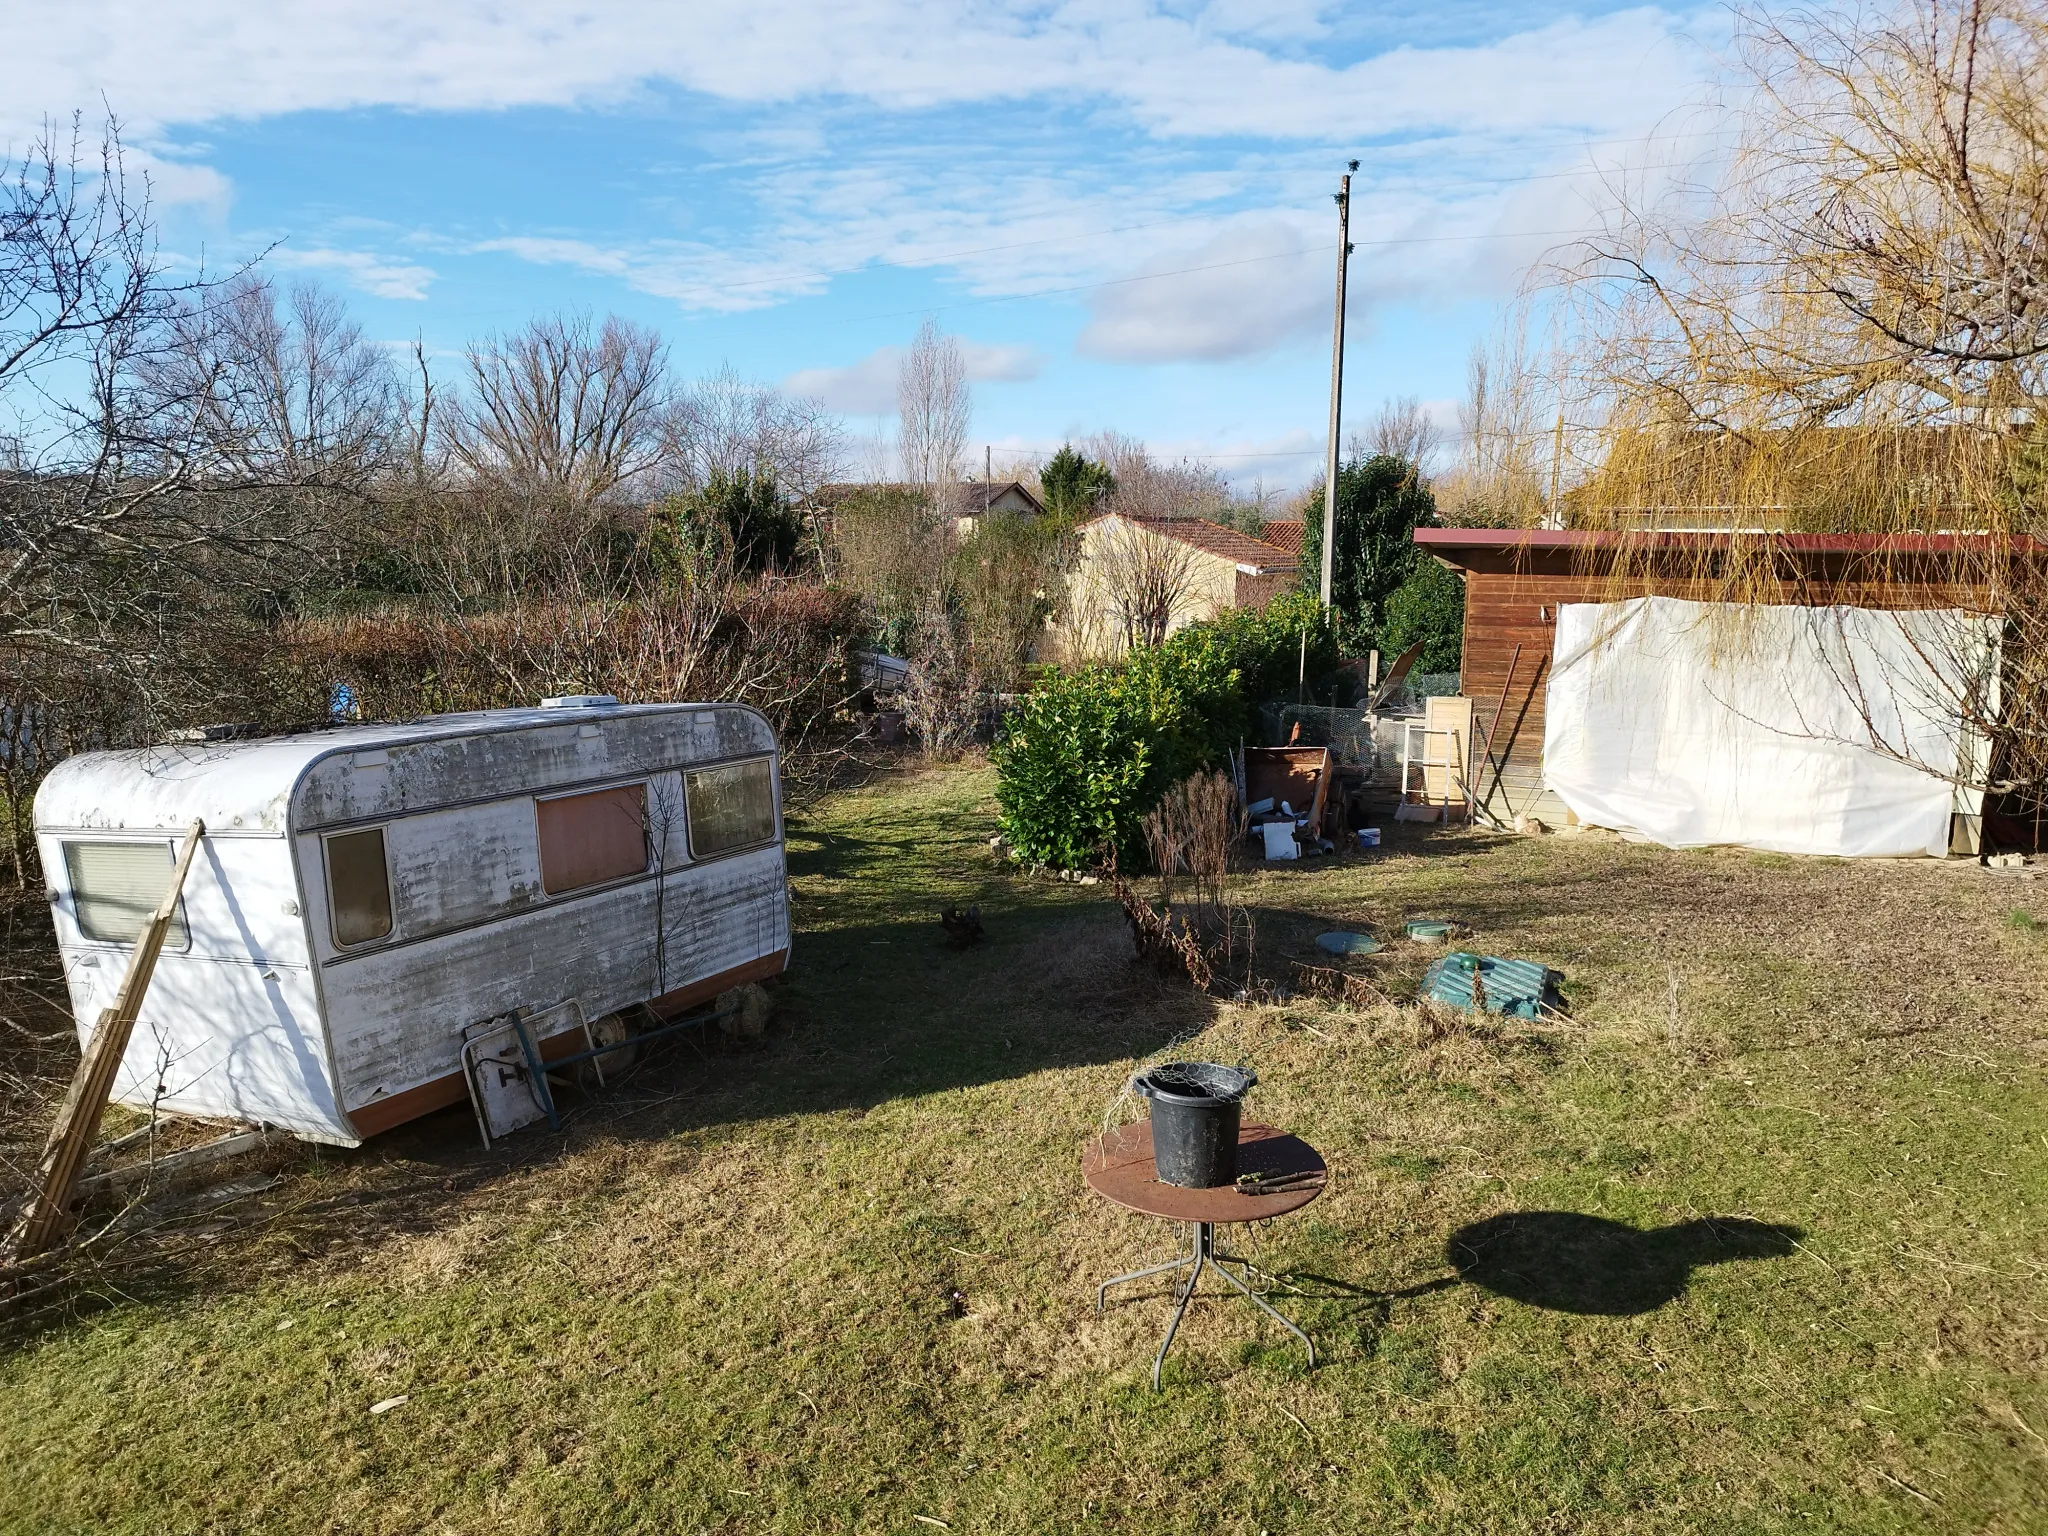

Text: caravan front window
xmin=685 ymin=759 xmax=778 ymax=857
xmin=326 ymin=828 xmax=394 ymax=946
xmin=62 ymin=841 xmax=190 ymax=947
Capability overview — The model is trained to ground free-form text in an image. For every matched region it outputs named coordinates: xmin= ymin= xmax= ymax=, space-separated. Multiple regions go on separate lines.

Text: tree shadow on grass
xmin=1446 ymin=1211 xmax=1803 ymax=1315
xmin=1 ymin=895 xmax=1213 ymax=1344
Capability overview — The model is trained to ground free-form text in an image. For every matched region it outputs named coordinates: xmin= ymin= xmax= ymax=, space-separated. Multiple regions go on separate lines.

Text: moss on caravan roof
xmin=33 ymin=703 xmax=775 ymax=836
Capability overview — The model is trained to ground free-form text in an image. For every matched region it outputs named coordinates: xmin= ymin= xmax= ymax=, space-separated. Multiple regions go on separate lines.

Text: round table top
xmin=1082 ymin=1121 xmax=1327 ymax=1223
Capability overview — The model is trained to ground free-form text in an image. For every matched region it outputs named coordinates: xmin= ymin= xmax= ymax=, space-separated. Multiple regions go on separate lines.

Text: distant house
xmin=1060 ymin=513 xmax=1299 ymax=658
xmin=800 ymin=480 xmax=1044 ymax=536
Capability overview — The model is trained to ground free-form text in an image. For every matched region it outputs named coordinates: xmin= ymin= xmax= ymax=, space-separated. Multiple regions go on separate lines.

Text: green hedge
xmin=992 ymin=593 xmax=1338 ymax=868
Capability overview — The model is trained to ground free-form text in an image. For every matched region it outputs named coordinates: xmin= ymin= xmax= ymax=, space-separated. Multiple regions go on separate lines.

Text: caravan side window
xmin=536 ymin=783 xmax=649 ymax=894
xmin=326 ymin=828 xmax=394 ymax=947
xmin=62 ymin=841 xmax=190 ymax=947
xmin=685 ymin=759 xmax=778 ymax=858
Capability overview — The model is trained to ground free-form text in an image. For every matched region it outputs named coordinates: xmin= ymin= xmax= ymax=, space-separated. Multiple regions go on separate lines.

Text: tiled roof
xmin=1259 ymin=518 xmax=1305 ymax=556
xmin=1087 ymin=513 xmax=1299 ymax=571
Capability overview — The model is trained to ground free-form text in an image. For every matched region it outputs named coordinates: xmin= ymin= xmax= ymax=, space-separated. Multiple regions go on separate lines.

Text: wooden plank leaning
xmin=4 ymin=820 xmax=206 ymax=1261
xmin=1477 ymin=643 xmax=1523 ymax=819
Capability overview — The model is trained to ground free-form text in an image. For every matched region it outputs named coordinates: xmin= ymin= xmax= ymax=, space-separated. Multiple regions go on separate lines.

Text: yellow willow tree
xmin=1542 ymin=0 xmax=2048 ymax=814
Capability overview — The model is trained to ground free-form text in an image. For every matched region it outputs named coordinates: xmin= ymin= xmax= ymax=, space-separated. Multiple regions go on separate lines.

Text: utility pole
xmin=1319 ymin=161 xmax=1357 ymax=608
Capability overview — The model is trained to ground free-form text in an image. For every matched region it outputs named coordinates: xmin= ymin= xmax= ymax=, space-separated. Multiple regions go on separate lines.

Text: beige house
xmin=1060 ymin=513 xmax=1299 ymax=659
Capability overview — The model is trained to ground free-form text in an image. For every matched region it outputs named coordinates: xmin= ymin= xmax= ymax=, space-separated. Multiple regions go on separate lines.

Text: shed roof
xmin=1414 ymin=526 xmax=2046 ymax=582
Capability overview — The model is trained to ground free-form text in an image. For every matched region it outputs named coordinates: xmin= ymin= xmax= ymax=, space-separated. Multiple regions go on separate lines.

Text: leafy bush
xmin=1378 ymin=560 xmax=1465 ymax=672
xmin=1039 ymin=444 xmax=1115 ymax=520
xmin=1297 ymin=454 xmax=1437 ymax=649
xmin=644 ymin=469 xmax=802 ymax=580
xmin=992 ymin=594 xmax=1337 ymax=867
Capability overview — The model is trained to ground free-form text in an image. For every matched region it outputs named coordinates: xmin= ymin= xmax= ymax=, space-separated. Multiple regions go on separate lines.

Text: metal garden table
xmin=1083 ymin=1121 xmax=1326 ymax=1389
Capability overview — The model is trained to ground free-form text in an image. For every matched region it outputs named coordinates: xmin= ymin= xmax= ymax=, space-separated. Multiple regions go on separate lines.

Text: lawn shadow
xmin=1446 ymin=1211 xmax=1803 ymax=1315
xmin=1 ymin=889 xmax=1211 ymax=1345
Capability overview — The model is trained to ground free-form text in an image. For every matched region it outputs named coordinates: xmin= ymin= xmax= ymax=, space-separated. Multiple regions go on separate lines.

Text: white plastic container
xmin=1261 ymin=822 xmax=1300 ymax=860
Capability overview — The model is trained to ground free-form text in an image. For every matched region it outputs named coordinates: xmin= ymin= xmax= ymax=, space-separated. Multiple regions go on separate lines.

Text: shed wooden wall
xmin=1446 ymin=545 xmax=1987 ymax=827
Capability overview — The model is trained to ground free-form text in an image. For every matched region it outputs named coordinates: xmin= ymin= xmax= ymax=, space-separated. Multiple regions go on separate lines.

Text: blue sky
xmin=14 ymin=1 xmax=1723 ymax=488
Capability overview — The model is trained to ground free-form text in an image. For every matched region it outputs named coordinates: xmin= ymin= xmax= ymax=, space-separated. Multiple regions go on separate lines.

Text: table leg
xmin=1095 ymin=1250 xmax=1198 ymax=1314
xmin=1094 ymin=1221 xmax=1319 ymax=1390
xmin=1206 ymin=1249 xmax=1317 ymax=1370
xmin=1151 ymin=1240 xmax=1204 ymax=1391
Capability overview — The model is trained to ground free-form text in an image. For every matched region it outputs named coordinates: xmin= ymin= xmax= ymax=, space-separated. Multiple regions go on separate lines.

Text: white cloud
xmin=7 ymin=3 xmax=1710 ymax=147
xmin=1078 ymin=219 xmax=1327 ymax=364
xmin=785 ymin=339 xmax=1045 ymax=416
xmin=6 ymin=0 xmax=1724 ymax=383
xmin=125 ymin=148 xmax=235 ymax=213
xmin=269 ymin=246 xmax=437 ymax=301
xmin=962 ymin=340 xmax=1044 ymax=384
xmin=784 ymin=350 xmax=898 ymax=416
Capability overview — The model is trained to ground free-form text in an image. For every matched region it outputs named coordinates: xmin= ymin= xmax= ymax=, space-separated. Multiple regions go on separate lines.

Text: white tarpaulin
xmin=1543 ymin=597 xmax=2000 ymax=858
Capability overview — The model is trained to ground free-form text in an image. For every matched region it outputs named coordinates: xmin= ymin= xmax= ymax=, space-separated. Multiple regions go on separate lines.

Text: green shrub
xmin=990 ymin=667 xmax=1160 ymax=869
xmin=992 ymin=595 xmax=1338 ymax=868
xmin=1297 ymin=454 xmax=1437 ymax=650
xmin=1378 ymin=560 xmax=1465 ymax=672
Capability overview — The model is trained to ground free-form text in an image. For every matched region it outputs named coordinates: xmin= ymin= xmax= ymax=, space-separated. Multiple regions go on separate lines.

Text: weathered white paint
xmin=34 ymin=702 xmax=788 ymax=1145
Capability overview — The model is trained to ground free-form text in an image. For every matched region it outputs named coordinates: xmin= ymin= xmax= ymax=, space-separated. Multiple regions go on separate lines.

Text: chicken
xmin=939 ymin=904 xmax=985 ymax=948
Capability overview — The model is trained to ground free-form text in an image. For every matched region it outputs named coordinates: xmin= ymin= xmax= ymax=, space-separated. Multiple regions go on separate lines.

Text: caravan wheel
xmin=576 ymin=1010 xmax=641 ymax=1086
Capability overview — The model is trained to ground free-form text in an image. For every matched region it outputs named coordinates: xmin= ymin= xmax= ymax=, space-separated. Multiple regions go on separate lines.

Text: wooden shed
xmin=1414 ymin=528 xmax=2034 ymax=853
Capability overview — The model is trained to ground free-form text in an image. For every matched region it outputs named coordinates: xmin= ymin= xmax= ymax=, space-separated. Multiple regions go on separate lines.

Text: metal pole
xmin=1319 ymin=164 xmax=1356 ymax=608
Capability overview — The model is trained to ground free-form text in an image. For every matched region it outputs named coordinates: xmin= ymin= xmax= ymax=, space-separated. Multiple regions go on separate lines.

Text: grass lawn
xmin=3 ymin=763 xmax=2046 ymax=1534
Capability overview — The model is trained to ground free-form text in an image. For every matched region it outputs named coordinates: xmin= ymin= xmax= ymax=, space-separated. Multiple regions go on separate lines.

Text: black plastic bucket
xmin=1131 ymin=1063 xmax=1258 ymax=1187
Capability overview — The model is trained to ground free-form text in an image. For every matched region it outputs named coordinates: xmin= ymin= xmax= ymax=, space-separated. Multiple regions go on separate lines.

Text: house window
xmin=326 ymin=828 xmax=394 ymax=947
xmin=536 ymin=783 xmax=649 ymax=894
xmin=686 ymin=760 xmax=778 ymax=858
xmin=62 ymin=841 xmax=190 ymax=947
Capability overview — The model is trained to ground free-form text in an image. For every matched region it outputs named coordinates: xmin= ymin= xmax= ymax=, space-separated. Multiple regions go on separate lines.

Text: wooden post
xmin=5 ymin=820 xmax=205 ymax=1260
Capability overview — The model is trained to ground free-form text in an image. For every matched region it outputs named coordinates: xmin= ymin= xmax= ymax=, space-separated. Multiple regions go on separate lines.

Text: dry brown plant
xmin=900 ymin=596 xmax=983 ymax=760
xmin=1115 ymin=772 xmax=1254 ymax=991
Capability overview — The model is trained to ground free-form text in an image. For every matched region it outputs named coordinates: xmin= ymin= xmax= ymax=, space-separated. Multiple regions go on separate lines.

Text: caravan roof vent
xmin=539 ymin=694 xmax=619 ymax=709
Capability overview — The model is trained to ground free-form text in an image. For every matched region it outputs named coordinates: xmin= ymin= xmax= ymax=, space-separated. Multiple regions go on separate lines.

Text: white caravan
xmin=33 ymin=698 xmax=791 ymax=1145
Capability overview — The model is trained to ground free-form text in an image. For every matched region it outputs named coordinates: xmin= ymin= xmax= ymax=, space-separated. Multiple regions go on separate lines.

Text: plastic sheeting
xmin=1544 ymin=597 xmax=1999 ymax=858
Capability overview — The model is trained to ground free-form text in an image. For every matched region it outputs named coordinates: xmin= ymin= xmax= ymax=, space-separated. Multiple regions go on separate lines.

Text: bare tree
xmin=661 ymin=363 xmax=844 ymax=502
xmin=1435 ymin=335 xmax=1551 ymax=527
xmin=1081 ymin=430 xmax=1232 ymax=521
xmin=449 ymin=312 xmax=668 ymax=507
xmin=1091 ymin=516 xmax=1206 ymax=652
xmin=0 ymin=118 xmax=307 ymax=736
xmin=151 ymin=276 xmax=405 ymax=494
xmin=897 ymin=318 xmax=969 ymax=486
xmin=1552 ymin=0 xmax=2048 ymax=436
xmin=1358 ymin=395 xmax=1443 ymax=469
